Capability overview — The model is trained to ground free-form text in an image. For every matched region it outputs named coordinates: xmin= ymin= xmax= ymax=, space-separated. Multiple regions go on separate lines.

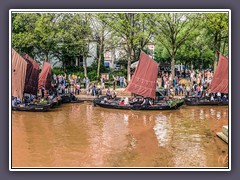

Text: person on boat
xmin=112 ymin=90 xmax=117 ymax=99
xmin=12 ymin=97 xmax=17 ymax=107
xmin=24 ymin=96 xmax=31 ymax=106
xmin=222 ymin=94 xmax=227 ymax=102
xmin=217 ymin=92 xmax=222 ymax=101
xmin=210 ymin=93 xmax=215 ymax=101
xmin=30 ymin=94 xmax=35 ymax=102
xmin=205 ymin=90 xmax=209 ymax=100
xmin=106 ymin=88 xmax=111 ymax=99
xmin=131 ymin=97 xmax=141 ymax=105
xmin=119 ymin=99 xmax=124 ymax=105
xmin=141 ymin=98 xmax=152 ymax=106
xmin=157 ymin=98 xmax=167 ymax=106
xmin=16 ymin=97 xmax=21 ymax=105
xmin=40 ymin=85 xmax=45 ymax=98
xmin=124 ymin=97 xmax=129 ymax=105
xmin=33 ymin=96 xmax=39 ymax=103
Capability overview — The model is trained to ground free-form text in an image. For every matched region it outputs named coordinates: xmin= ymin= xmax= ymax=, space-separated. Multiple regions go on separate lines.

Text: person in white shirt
xmin=124 ymin=97 xmax=129 ymax=105
xmin=217 ymin=92 xmax=221 ymax=101
xmin=210 ymin=94 xmax=214 ymax=101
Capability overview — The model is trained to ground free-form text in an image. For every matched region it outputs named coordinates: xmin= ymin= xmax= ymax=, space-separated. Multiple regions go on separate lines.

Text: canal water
xmin=12 ymin=103 xmax=228 ymax=168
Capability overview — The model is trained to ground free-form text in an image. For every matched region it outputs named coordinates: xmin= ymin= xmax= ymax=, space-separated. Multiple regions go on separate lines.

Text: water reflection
xmin=153 ymin=115 xmax=171 ymax=147
xmin=12 ymin=105 xmax=228 ymax=167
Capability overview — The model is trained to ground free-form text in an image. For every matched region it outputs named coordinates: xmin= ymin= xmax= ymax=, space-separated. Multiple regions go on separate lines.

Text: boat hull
xmin=12 ymin=104 xmax=51 ymax=112
xmin=95 ymin=102 xmax=180 ymax=110
xmin=93 ymin=96 xmax=183 ymax=111
xmin=61 ymin=94 xmax=83 ymax=103
xmin=184 ymin=97 xmax=228 ymax=106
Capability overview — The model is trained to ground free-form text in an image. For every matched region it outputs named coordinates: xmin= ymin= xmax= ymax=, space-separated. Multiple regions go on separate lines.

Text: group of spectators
xmin=52 ymin=73 xmax=104 ymax=97
xmin=157 ymin=69 xmax=228 ymax=101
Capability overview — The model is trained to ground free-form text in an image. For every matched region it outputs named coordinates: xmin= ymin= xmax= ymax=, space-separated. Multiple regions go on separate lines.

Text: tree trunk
xmin=213 ymin=50 xmax=218 ymax=74
xmin=97 ymin=40 xmax=103 ymax=79
xmin=213 ymin=33 xmax=218 ymax=73
xmin=44 ymin=52 xmax=49 ymax=62
xmin=127 ymin=47 xmax=132 ymax=82
xmin=171 ymin=47 xmax=175 ymax=80
xmin=127 ymin=56 xmax=131 ymax=82
xmin=222 ymin=40 xmax=226 ymax=55
xmin=76 ymin=57 xmax=78 ymax=66
xmin=83 ymin=56 xmax=87 ymax=77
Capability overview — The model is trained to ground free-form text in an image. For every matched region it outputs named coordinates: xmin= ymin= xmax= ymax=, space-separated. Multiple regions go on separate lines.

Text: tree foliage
xmin=12 ymin=12 xmax=229 ymax=80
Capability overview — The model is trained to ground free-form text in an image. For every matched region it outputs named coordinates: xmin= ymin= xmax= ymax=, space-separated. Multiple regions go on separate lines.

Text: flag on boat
xmin=12 ymin=48 xmax=28 ymax=99
xmin=126 ymin=51 xmax=159 ymax=99
xmin=209 ymin=54 xmax=228 ymax=94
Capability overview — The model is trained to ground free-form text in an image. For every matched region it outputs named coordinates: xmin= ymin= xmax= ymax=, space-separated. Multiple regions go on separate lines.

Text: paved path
xmin=75 ymin=88 xmax=185 ymax=101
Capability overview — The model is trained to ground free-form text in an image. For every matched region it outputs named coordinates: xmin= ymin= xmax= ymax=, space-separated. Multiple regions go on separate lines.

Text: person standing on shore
xmin=112 ymin=75 xmax=116 ymax=90
xmin=83 ymin=76 xmax=86 ymax=89
xmin=86 ymin=77 xmax=90 ymax=89
xmin=101 ymin=77 xmax=105 ymax=89
xmin=119 ymin=76 xmax=124 ymax=88
xmin=123 ymin=77 xmax=127 ymax=87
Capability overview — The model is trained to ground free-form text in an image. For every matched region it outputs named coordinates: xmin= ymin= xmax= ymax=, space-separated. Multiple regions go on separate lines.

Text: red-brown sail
xmin=38 ymin=62 xmax=52 ymax=90
xmin=12 ymin=48 xmax=27 ymax=99
xmin=22 ymin=54 xmax=40 ymax=95
xmin=209 ymin=54 xmax=228 ymax=94
xmin=126 ymin=51 xmax=159 ymax=99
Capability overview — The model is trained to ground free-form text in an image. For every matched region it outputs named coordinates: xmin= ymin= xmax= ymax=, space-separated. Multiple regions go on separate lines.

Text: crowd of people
xmin=157 ymin=69 xmax=228 ymax=101
xmin=52 ymin=73 xmax=103 ymax=97
xmin=12 ymin=68 xmax=228 ymax=108
xmin=51 ymin=73 xmax=128 ymax=98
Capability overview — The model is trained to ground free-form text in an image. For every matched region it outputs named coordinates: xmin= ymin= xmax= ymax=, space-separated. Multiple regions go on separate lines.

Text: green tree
xmin=204 ymin=13 xmax=228 ymax=72
xmin=12 ymin=13 xmax=40 ymax=58
xmin=153 ymin=13 xmax=201 ymax=78
xmin=100 ymin=13 xmax=154 ymax=81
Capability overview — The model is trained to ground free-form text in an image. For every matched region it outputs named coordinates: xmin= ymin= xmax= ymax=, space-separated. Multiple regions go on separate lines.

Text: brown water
xmin=12 ymin=103 xmax=228 ymax=168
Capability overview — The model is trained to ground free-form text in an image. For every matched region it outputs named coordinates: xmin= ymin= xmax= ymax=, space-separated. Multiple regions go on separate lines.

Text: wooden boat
xmin=61 ymin=94 xmax=83 ymax=103
xmin=184 ymin=97 xmax=228 ymax=106
xmin=184 ymin=54 xmax=229 ymax=106
xmin=94 ymin=100 xmax=179 ymax=111
xmin=49 ymin=97 xmax=59 ymax=108
xmin=94 ymin=95 xmax=184 ymax=111
xmin=12 ymin=103 xmax=51 ymax=112
xmin=12 ymin=50 xmax=52 ymax=112
xmin=94 ymin=52 xmax=184 ymax=111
